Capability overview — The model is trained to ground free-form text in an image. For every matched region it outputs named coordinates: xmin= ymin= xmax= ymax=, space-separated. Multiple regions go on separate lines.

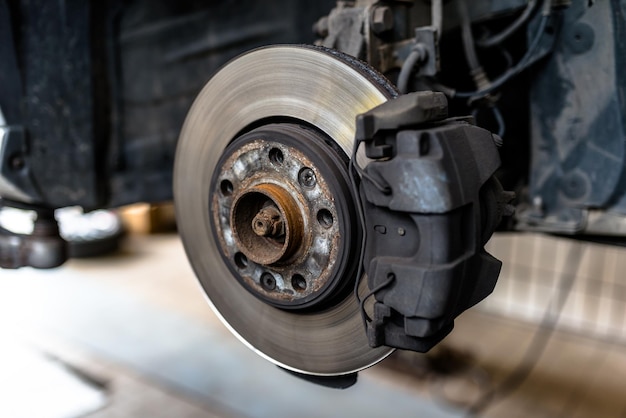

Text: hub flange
xmin=211 ymin=123 xmax=356 ymax=309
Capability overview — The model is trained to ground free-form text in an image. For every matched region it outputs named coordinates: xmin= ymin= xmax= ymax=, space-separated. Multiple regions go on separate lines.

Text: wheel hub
xmin=231 ymin=183 xmax=303 ymax=266
xmin=211 ymin=123 xmax=354 ymax=309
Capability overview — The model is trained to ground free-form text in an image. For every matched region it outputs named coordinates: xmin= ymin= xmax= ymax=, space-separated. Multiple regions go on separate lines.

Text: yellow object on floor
xmin=119 ymin=202 xmax=176 ymax=234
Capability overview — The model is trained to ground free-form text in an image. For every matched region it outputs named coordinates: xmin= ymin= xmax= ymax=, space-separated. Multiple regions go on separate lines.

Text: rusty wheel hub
xmin=211 ymin=123 xmax=357 ymax=309
xmin=231 ymin=183 xmax=303 ymax=266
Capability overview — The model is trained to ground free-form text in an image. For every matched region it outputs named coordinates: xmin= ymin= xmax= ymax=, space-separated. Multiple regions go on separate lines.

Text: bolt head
xmin=299 ymin=168 xmax=316 ymax=188
xmin=252 ymin=218 xmax=272 ymax=236
xmin=252 ymin=206 xmax=284 ymax=237
xmin=261 ymin=273 xmax=276 ymax=291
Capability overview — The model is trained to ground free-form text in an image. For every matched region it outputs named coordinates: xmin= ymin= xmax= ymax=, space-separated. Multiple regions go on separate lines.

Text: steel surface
xmin=174 ymin=45 xmax=395 ymax=375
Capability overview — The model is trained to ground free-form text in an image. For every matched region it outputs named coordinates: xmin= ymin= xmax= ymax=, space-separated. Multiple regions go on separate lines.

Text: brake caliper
xmin=355 ymin=91 xmax=513 ymax=352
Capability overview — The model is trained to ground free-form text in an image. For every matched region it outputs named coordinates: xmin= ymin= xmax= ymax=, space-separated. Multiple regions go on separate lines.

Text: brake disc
xmin=174 ymin=45 xmax=397 ymax=376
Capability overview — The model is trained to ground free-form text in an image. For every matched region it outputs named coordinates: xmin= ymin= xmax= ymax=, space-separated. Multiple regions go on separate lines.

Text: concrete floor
xmin=1 ymin=233 xmax=625 ymax=417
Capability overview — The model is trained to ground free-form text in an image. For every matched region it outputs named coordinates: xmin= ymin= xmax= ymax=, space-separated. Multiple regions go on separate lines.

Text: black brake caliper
xmin=355 ymin=91 xmax=512 ymax=352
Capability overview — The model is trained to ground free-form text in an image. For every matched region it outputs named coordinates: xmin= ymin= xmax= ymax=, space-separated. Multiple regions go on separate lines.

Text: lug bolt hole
xmin=234 ymin=252 xmax=248 ymax=269
xmin=261 ymin=272 xmax=276 ymax=291
xmin=317 ymin=209 xmax=333 ymax=229
xmin=220 ymin=179 xmax=234 ymax=196
xmin=269 ymin=148 xmax=284 ymax=165
xmin=291 ymin=274 xmax=306 ymax=291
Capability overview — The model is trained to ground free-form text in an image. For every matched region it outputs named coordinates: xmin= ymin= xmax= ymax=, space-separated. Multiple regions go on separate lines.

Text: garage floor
xmin=1 ymin=233 xmax=625 ymax=418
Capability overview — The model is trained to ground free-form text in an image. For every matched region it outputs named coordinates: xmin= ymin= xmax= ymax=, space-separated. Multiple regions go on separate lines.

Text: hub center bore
xmin=230 ymin=183 xmax=304 ymax=266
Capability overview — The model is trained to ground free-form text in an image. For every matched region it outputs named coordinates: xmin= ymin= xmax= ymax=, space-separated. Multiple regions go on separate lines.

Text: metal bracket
xmin=413 ymin=26 xmax=439 ymax=76
xmin=356 ymin=91 xmax=448 ymax=159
